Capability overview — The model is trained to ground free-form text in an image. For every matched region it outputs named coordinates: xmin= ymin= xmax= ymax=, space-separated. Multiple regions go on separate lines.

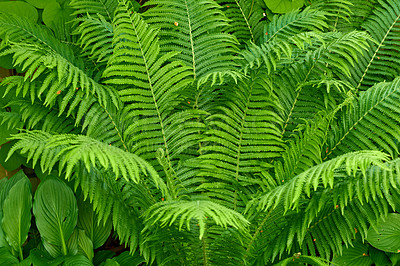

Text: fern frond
xmin=103 ymin=1 xmax=204 ymax=181
xmin=8 ymin=131 xmax=160 ymax=186
xmin=73 ymin=14 xmax=114 ymax=63
xmin=142 ymin=0 xmax=240 ymax=84
xmin=263 ymin=7 xmax=328 ymax=43
xmin=327 ymin=77 xmax=400 ymax=158
xmin=70 ymin=0 xmax=118 ymax=22
xmin=257 ymin=150 xmax=388 ymax=212
xmin=348 ymin=0 xmax=400 ymax=91
xmin=145 ymin=200 xmax=249 ymax=239
xmin=278 ymin=31 xmax=371 ymax=137
xmin=0 ymin=14 xmax=119 ymax=109
xmin=192 ymin=68 xmax=284 ymax=210
xmin=216 ymin=0 xmax=265 ymax=45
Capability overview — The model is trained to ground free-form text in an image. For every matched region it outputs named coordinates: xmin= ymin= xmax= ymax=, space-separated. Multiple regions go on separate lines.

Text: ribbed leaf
xmin=1 ymin=174 xmax=31 ymax=258
xmin=33 ymin=177 xmax=78 ymax=256
xmin=77 ymin=196 xmax=111 ymax=249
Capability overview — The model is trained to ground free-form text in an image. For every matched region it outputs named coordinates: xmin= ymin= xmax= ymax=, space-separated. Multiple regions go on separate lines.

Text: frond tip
xmin=145 ymin=200 xmax=249 ymax=239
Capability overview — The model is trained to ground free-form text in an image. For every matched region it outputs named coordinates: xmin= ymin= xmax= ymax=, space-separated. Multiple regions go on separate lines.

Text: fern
xmin=327 ymin=77 xmax=400 ymax=158
xmin=142 ymin=0 xmax=240 ymax=84
xmin=348 ymin=0 xmax=400 ymax=91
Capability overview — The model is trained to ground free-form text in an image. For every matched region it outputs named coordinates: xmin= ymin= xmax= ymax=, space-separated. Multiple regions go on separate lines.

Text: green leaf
xmin=93 ymin=250 xmax=115 ymax=266
xmin=42 ymin=1 xmax=74 ymax=31
xmin=0 ymin=247 xmax=18 ymax=265
xmin=1 ymin=175 xmax=32 ymax=259
xmin=368 ymin=246 xmax=391 ymax=266
xmin=25 ymin=0 xmax=56 ymax=9
xmin=77 ymin=196 xmax=111 ymax=249
xmin=111 ymin=251 xmax=144 ymax=266
xmin=77 ymin=229 xmax=93 ymax=262
xmin=0 ymin=123 xmax=17 ymax=146
xmin=0 ymin=142 xmax=25 ymax=171
xmin=367 ymin=213 xmax=400 ymax=253
xmin=332 ymin=241 xmax=373 ymax=266
xmin=30 ymin=248 xmax=65 ymax=265
xmin=0 ymin=171 xmax=25 ymax=211
xmin=63 ymin=254 xmax=92 ymax=266
xmin=0 ymin=212 xmax=7 ymax=248
xmin=33 ymin=177 xmax=78 ymax=256
xmin=264 ymin=0 xmax=304 ymax=14
xmin=0 ymin=1 xmax=38 ymax=22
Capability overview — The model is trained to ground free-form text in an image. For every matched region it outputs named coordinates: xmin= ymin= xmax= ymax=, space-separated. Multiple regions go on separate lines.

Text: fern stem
xmin=184 ymin=0 xmax=197 ymax=79
xmin=235 ymin=0 xmax=255 ymax=42
xmin=355 ymin=13 xmax=400 ymax=93
xmin=244 ymin=208 xmax=273 ymax=258
xmin=324 ymin=88 xmax=398 ymax=160
xmin=202 ymin=232 xmax=208 ymax=266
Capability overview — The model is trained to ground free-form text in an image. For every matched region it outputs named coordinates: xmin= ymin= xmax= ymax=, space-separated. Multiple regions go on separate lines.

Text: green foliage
xmin=1 ymin=0 xmax=400 ymax=265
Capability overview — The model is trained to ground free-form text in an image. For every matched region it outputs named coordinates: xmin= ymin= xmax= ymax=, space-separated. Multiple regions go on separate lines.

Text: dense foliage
xmin=1 ymin=0 xmax=400 ymax=265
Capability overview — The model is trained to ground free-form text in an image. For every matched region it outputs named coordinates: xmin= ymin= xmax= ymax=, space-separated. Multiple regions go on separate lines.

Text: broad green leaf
xmin=0 ymin=54 xmax=14 ymax=70
xmin=1 ymin=176 xmax=32 ymax=259
xmin=42 ymin=239 xmax=62 ymax=258
xmin=77 ymin=196 xmax=112 ymax=249
xmin=0 ymin=246 xmax=18 ymax=264
xmin=42 ymin=1 xmax=74 ymax=31
xmin=368 ymin=246 xmax=391 ymax=266
xmin=33 ymin=177 xmax=78 ymax=256
xmin=0 ymin=171 xmax=24 ymax=211
xmin=0 ymin=212 xmax=7 ymax=248
xmin=367 ymin=213 xmax=400 ymax=253
xmin=78 ymin=229 xmax=93 ymax=262
xmin=332 ymin=241 xmax=373 ymax=266
xmin=0 ymin=1 xmax=38 ymax=22
xmin=104 ymin=259 xmax=120 ymax=266
xmin=112 ymin=251 xmax=145 ymax=266
xmin=264 ymin=0 xmax=304 ymax=14
xmin=29 ymin=248 xmax=65 ymax=266
xmin=63 ymin=254 xmax=92 ymax=266
xmin=25 ymin=0 xmax=56 ymax=9
xmin=93 ymin=250 xmax=115 ymax=266
xmin=0 ymin=123 xmax=17 ymax=146
xmin=0 ymin=142 xmax=25 ymax=171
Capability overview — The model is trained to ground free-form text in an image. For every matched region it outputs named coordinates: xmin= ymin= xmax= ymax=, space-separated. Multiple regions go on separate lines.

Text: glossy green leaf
xmin=77 ymin=196 xmax=111 ymax=249
xmin=93 ymin=250 xmax=115 ymax=266
xmin=368 ymin=246 xmax=391 ymax=266
xmin=264 ymin=0 xmax=304 ymax=14
xmin=0 ymin=171 xmax=24 ymax=211
xmin=0 ymin=1 xmax=38 ymax=22
xmin=25 ymin=0 xmax=56 ymax=9
xmin=33 ymin=177 xmax=78 ymax=256
xmin=112 ymin=251 xmax=145 ymax=266
xmin=0 ymin=247 xmax=18 ymax=264
xmin=30 ymin=248 xmax=65 ymax=265
xmin=1 ymin=176 xmax=32 ymax=259
xmin=331 ymin=241 xmax=373 ymax=266
xmin=42 ymin=1 xmax=74 ymax=31
xmin=367 ymin=213 xmax=400 ymax=253
xmin=0 ymin=123 xmax=17 ymax=146
xmin=0 ymin=212 xmax=6 ymax=248
xmin=78 ymin=229 xmax=93 ymax=262
xmin=0 ymin=142 xmax=25 ymax=171
xmin=63 ymin=254 xmax=92 ymax=266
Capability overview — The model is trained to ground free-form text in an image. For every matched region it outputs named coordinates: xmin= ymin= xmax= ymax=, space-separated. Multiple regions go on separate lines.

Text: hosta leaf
xmin=0 ymin=247 xmax=18 ymax=264
xmin=367 ymin=213 xmax=400 ymax=253
xmin=111 ymin=251 xmax=145 ymax=266
xmin=77 ymin=196 xmax=111 ymax=249
xmin=29 ymin=248 xmax=65 ymax=266
xmin=77 ymin=229 xmax=94 ymax=262
xmin=331 ymin=240 xmax=373 ymax=266
xmin=33 ymin=177 xmax=78 ymax=256
xmin=1 ymin=174 xmax=32 ymax=257
xmin=63 ymin=254 xmax=92 ymax=266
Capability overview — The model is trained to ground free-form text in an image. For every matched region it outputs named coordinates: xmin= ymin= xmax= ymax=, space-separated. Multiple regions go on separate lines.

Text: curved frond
xmin=70 ymin=0 xmax=118 ymax=22
xmin=142 ymin=0 xmax=240 ymax=84
xmin=349 ymin=0 xmax=400 ymax=91
xmin=257 ymin=150 xmax=388 ymax=212
xmin=145 ymin=200 xmax=249 ymax=239
xmin=216 ymin=0 xmax=265 ymax=45
xmin=327 ymin=77 xmax=400 ymax=158
xmin=0 ymin=14 xmax=119 ymax=109
xmin=103 ymin=1 xmax=204 ymax=180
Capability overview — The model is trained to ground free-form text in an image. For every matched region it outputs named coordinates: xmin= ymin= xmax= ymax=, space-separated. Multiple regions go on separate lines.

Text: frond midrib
xmin=325 ymin=87 xmax=400 ymax=159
